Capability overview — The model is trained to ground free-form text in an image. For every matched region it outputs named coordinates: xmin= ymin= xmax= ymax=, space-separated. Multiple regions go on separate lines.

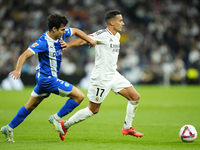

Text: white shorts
xmin=87 ymin=71 xmax=132 ymax=104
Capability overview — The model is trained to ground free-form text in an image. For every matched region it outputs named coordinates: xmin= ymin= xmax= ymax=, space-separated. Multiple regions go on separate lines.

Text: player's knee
xmin=75 ymin=92 xmax=85 ymax=103
xmin=131 ymin=93 xmax=140 ymax=101
xmin=79 ymin=93 xmax=85 ymax=102
xmin=136 ymin=93 xmax=140 ymax=100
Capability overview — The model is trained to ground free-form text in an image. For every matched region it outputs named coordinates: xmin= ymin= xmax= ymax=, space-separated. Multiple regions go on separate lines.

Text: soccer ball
xmin=179 ymin=125 xmax=197 ymax=142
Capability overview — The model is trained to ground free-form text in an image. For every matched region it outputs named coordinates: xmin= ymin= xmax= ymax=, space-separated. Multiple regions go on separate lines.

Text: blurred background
xmin=0 ymin=0 xmax=200 ymax=89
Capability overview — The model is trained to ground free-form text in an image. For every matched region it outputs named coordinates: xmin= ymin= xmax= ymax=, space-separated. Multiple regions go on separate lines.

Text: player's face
xmin=54 ymin=24 xmax=66 ymax=39
xmin=113 ymin=14 xmax=124 ymax=32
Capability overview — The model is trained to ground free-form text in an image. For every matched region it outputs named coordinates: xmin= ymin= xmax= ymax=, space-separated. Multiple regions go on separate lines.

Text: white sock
xmin=7 ymin=125 xmax=13 ymax=131
xmin=53 ymin=113 xmax=61 ymax=122
xmin=64 ymin=107 xmax=94 ymax=129
xmin=123 ymin=100 xmax=139 ymax=129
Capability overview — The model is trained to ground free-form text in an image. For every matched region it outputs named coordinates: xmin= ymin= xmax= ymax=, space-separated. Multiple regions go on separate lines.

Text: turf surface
xmin=0 ymin=85 xmax=200 ymax=150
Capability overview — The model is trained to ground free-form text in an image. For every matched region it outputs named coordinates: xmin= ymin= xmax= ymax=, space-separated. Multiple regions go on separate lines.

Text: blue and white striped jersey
xmin=28 ymin=27 xmax=72 ymax=78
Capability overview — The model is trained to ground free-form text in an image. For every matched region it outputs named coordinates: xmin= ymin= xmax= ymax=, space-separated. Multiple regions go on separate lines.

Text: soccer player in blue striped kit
xmin=1 ymin=13 xmax=96 ymax=142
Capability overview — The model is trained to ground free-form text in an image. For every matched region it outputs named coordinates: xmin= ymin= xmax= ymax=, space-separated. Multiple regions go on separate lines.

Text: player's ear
xmin=110 ymin=20 xmax=115 ymax=26
xmin=52 ymin=27 xmax=57 ymax=32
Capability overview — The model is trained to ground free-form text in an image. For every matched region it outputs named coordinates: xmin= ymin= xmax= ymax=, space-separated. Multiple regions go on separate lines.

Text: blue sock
xmin=8 ymin=106 xmax=31 ymax=129
xmin=57 ymin=99 xmax=80 ymax=118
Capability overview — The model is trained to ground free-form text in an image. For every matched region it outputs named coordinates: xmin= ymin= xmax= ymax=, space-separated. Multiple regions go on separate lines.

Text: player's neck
xmin=107 ymin=27 xmax=117 ymax=35
xmin=47 ymin=31 xmax=57 ymax=40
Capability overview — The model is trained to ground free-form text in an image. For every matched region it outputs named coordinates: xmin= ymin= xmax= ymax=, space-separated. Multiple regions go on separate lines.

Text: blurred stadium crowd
xmin=0 ymin=0 xmax=200 ymax=85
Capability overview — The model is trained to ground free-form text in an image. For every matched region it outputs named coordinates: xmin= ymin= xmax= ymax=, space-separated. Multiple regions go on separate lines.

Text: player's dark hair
xmin=105 ymin=10 xmax=121 ymax=24
xmin=47 ymin=13 xmax=69 ymax=31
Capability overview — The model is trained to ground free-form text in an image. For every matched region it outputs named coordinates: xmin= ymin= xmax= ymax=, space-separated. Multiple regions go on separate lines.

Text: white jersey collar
xmin=105 ymin=28 xmax=119 ymax=37
xmin=105 ymin=28 xmax=113 ymax=36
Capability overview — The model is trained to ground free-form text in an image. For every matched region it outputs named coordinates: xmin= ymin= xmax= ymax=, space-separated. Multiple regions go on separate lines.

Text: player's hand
xmin=9 ymin=70 xmax=21 ymax=80
xmin=59 ymin=39 xmax=68 ymax=51
xmin=89 ymin=40 xmax=97 ymax=48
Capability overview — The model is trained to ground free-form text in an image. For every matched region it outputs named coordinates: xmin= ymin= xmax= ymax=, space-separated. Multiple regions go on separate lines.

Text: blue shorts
xmin=31 ymin=73 xmax=73 ymax=98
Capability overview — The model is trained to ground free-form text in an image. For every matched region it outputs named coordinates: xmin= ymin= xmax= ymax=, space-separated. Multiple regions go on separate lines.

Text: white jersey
xmin=89 ymin=28 xmax=121 ymax=85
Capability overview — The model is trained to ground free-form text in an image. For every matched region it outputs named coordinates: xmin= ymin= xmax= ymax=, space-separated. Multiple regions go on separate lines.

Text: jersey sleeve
xmin=64 ymin=27 xmax=73 ymax=38
xmin=28 ymin=39 xmax=47 ymax=55
xmin=88 ymin=31 xmax=103 ymax=41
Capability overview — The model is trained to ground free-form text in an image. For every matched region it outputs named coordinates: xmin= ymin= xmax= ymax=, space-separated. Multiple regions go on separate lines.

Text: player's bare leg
xmin=67 ymin=86 xmax=85 ymax=103
xmin=25 ymin=96 xmax=45 ymax=111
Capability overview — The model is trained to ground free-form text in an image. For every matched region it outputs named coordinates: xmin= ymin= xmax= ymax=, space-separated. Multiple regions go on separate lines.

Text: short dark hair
xmin=47 ymin=13 xmax=69 ymax=31
xmin=105 ymin=10 xmax=121 ymax=23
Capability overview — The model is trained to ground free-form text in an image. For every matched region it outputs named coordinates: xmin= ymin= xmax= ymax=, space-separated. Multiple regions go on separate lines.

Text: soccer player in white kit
xmin=58 ymin=10 xmax=143 ymax=141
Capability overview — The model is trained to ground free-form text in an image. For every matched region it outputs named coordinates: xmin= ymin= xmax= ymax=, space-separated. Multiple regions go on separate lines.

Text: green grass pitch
xmin=0 ymin=85 xmax=200 ymax=150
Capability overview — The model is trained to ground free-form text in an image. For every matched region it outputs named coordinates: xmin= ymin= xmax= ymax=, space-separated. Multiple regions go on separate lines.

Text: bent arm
xmin=10 ymin=49 xmax=34 ymax=79
xmin=71 ymin=28 xmax=96 ymax=46
xmin=67 ymin=38 xmax=88 ymax=49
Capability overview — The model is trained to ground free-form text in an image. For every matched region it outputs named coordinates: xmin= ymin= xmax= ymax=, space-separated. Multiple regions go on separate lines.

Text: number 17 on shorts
xmin=87 ymin=85 xmax=110 ymax=104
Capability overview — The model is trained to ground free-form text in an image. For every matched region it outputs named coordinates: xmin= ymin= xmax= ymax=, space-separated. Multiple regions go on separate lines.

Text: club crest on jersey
xmin=95 ymin=97 xmax=99 ymax=102
xmin=32 ymin=43 xmax=39 ymax=47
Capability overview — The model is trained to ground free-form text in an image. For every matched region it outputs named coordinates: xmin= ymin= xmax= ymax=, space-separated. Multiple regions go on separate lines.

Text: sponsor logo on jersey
xmin=53 ymin=49 xmax=62 ymax=57
xmin=110 ymin=44 xmax=120 ymax=48
xmin=32 ymin=43 xmax=39 ymax=47
xmin=110 ymin=44 xmax=120 ymax=52
xmin=112 ymin=49 xmax=119 ymax=52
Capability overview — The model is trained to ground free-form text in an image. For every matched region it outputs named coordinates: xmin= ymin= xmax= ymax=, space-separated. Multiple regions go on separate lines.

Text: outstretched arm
xmin=67 ymin=38 xmax=88 ymax=49
xmin=9 ymin=49 xmax=34 ymax=79
xmin=60 ymin=37 xmax=96 ymax=51
xmin=60 ymin=38 xmax=88 ymax=51
xmin=71 ymin=28 xmax=96 ymax=47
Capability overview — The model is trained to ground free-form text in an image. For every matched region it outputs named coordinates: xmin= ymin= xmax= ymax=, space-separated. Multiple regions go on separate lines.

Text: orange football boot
xmin=121 ymin=127 xmax=143 ymax=137
xmin=59 ymin=120 xmax=68 ymax=141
